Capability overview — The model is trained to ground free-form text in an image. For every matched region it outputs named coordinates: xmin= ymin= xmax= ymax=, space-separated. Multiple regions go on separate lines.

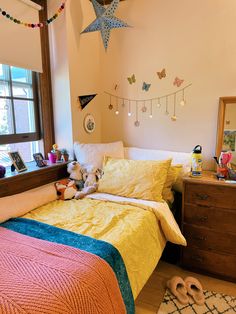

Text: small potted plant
xmin=61 ymin=149 xmax=69 ymax=162
xmin=48 ymin=144 xmax=61 ymax=163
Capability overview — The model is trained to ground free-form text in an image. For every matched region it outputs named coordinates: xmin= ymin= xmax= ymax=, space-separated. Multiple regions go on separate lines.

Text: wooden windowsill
xmin=0 ymin=161 xmax=69 ymax=198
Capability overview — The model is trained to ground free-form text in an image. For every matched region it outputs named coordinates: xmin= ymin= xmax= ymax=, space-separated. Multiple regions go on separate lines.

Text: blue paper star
xmin=81 ymin=0 xmax=130 ymax=50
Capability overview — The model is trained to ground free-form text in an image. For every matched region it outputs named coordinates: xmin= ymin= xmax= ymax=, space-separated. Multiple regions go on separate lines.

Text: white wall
xmin=100 ymin=0 xmax=236 ymax=169
xmin=48 ymin=0 xmax=102 ymax=157
xmin=48 ymin=3 xmax=72 ymax=152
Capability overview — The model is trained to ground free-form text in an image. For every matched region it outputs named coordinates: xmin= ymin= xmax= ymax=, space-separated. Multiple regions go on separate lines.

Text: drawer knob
xmin=198 ymin=216 xmax=208 ymax=222
xmin=196 ymin=193 xmax=209 ymax=200
xmin=191 ymin=255 xmax=204 ymax=263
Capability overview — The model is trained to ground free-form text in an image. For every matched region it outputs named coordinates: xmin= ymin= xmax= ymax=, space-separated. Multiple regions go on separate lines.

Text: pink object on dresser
xmin=0 ymin=227 xmax=126 ymax=314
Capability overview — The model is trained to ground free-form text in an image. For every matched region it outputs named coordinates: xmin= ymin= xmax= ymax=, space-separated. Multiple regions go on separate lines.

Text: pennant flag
xmin=78 ymin=94 xmax=97 ymax=110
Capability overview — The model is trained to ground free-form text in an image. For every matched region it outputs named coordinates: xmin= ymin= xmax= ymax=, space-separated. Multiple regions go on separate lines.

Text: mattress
xmin=22 ymin=193 xmax=186 ymax=299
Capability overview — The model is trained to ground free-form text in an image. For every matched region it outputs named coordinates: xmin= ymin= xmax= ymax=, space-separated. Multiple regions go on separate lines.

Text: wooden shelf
xmin=0 ymin=162 xmax=68 ymax=198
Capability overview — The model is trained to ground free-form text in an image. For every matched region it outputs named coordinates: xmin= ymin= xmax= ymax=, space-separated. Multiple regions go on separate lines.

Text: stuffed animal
xmin=67 ymin=161 xmax=84 ymax=190
xmin=75 ymin=165 xmax=103 ymax=199
xmin=55 ymin=179 xmax=77 ymax=200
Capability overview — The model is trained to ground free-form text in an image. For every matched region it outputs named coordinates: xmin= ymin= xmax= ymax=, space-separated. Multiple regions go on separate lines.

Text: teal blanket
xmin=1 ymin=218 xmax=134 ymax=314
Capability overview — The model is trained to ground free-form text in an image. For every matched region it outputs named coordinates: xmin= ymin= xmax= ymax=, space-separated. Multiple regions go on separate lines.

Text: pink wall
xmin=100 ymin=0 xmax=236 ymax=168
xmin=49 ymin=0 xmax=236 ymax=168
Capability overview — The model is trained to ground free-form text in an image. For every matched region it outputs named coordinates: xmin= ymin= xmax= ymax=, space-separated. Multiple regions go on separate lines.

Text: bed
xmin=0 ymin=144 xmax=190 ymax=314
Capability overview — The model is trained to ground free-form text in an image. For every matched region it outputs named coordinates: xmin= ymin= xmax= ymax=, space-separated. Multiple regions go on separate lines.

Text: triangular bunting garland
xmin=78 ymin=94 xmax=97 ymax=110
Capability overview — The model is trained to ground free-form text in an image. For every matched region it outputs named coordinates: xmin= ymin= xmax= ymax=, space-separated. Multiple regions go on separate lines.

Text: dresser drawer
xmin=183 ymin=224 xmax=236 ymax=256
xmin=182 ymin=247 xmax=236 ymax=281
xmin=183 ymin=204 xmax=236 ymax=234
xmin=185 ymin=183 xmax=236 ymax=210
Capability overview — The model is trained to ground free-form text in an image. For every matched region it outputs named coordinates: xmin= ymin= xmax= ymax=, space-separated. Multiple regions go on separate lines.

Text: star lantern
xmin=81 ymin=0 xmax=130 ymax=50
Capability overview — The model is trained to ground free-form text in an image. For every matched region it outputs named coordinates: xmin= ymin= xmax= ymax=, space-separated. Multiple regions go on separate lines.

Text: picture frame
xmin=223 ymin=130 xmax=236 ymax=152
xmin=33 ymin=153 xmax=47 ymax=167
xmin=8 ymin=151 xmax=27 ymax=173
xmin=83 ymin=114 xmax=96 ymax=133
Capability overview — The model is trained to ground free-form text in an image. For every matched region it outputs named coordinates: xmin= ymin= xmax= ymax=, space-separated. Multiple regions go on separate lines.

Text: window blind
xmin=0 ymin=0 xmax=42 ymax=73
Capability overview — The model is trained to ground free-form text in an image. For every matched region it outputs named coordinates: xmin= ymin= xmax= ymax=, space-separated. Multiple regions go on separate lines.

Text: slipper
xmin=184 ymin=276 xmax=205 ymax=305
xmin=166 ymin=276 xmax=189 ymax=305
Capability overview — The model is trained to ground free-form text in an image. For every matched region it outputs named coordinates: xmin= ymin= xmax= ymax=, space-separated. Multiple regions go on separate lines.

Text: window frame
xmin=0 ymin=67 xmax=41 ymax=145
xmin=34 ymin=0 xmax=55 ymax=156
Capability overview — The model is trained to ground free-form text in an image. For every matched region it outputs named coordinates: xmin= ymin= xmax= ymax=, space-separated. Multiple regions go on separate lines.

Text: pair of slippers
xmin=167 ymin=276 xmax=205 ymax=305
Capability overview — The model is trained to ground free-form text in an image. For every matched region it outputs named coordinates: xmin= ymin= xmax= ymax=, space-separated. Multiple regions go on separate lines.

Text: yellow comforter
xmin=23 ymin=193 xmax=186 ymax=299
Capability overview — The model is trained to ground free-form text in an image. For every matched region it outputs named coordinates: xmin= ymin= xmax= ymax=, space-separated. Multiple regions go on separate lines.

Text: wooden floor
xmin=135 ymin=261 xmax=236 ymax=313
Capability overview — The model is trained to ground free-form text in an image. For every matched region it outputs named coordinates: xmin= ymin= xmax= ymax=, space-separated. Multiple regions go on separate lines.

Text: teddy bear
xmin=75 ymin=165 xmax=103 ymax=199
xmin=67 ymin=161 xmax=84 ymax=190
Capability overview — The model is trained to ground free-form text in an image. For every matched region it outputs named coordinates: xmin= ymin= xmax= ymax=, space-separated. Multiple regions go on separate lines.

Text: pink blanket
xmin=0 ymin=227 xmax=126 ymax=314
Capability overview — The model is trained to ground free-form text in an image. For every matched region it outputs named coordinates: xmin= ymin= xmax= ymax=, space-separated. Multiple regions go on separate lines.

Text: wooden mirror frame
xmin=216 ymin=96 xmax=236 ymax=157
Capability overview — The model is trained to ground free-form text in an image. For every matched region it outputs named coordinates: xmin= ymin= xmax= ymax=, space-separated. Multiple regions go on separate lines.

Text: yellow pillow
xmin=162 ymin=165 xmax=183 ymax=203
xmin=98 ymin=157 xmax=171 ymax=202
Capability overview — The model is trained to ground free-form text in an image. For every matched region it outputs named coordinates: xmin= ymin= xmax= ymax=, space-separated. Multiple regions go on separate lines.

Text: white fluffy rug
xmin=157 ymin=289 xmax=236 ymax=313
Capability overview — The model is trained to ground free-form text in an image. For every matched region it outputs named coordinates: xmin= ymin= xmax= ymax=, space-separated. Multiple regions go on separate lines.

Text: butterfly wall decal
xmin=142 ymin=82 xmax=151 ymax=92
xmin=127 ymin=74 xmax=136 ymax=85
xmin=173 ymin=77 xmax=184 ymax=87
xmin=157 ymin=68 xmax=166 ymax=79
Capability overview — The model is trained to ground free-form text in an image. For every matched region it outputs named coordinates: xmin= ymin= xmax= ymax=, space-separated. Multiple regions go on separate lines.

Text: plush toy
xmin=55 ymin=179 xmax=77 ymax=200
xmin=67 ymin=161 xmax=84 ymax=190
xmin=75 ymin=165 xmax=103 ymax=199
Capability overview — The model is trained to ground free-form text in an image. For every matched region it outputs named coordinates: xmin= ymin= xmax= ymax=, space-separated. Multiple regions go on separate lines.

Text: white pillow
xmin=74 ymin=141 xmax=124 ymax=169
xmin=124 ymin=147 xmax=191 ymax=192
xmin=0 ymin=183 xmax=57 ymax=223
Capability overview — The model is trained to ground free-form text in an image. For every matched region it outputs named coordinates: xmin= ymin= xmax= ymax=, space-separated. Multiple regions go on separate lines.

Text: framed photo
xmin=223 ymin=130 xmax=236 ymax=152
xmin=33 ymin=153 xmax=47 ymax=167
xmin=8 ymin=151 xmax=27 ymax=173
xmin=83 ymin=114 xmax=96 ymax=133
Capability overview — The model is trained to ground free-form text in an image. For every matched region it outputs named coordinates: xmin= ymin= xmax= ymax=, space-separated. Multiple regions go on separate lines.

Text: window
xmin=0 ymin=64 xmax=40 ymax=143
xmin=0 ymin=0 xmax=55 ymax=172
xmin=0 ymin=64 xmax=41 ymax=166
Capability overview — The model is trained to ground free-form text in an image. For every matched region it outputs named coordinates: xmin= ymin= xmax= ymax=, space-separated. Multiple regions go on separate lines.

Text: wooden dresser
xmin=181 ymin=171 xmax=236 ymax=282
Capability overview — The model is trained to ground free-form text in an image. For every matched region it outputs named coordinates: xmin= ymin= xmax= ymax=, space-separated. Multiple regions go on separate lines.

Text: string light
xmin=108 ymin=95 xmax=113 ymax=110
xmin=0 ymin=1 xmax=66 ymax=28
xmin=105 ymin=83 xmax=192 ymax=122
xmin=128 ymin=100 xmax=132 ymax=117
xmin=180 ymin=89 xmax=186 ymax=106
xmin=141 ymin=101 xmax=147 ymax=113
xmin=165 ymin=96 xmax=169 ymax=115
xmin=115 ymin=97 xmax=119 ymax=115
xmin=149 ymin=100 xmax=153 ymax=118
xmin=134 ymin=101 xmax=140 ymax=127
xmin=105 ymin=83 xmax=191 ymax=105
xmin=171 ymin=93 xmax=177 ymax=121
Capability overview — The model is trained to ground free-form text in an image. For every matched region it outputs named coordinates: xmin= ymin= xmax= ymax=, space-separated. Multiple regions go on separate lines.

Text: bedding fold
xmin=0 ymin=226 xmax=128 ymax=314
xmin=86 ymin=193 xmax=186 ymax=246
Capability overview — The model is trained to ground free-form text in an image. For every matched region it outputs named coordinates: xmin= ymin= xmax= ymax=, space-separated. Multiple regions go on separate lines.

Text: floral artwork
xmin=223 ymin=130 xmax=236 ymax=151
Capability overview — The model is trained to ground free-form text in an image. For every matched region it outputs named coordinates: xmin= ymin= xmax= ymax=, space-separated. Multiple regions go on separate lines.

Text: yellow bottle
xmin=191 ymin=145 xmax=202 ymax=177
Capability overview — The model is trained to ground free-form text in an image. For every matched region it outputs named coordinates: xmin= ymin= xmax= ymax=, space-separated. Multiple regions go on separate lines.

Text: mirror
xmin=216 ymin=97 xmax=236 ymax=167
